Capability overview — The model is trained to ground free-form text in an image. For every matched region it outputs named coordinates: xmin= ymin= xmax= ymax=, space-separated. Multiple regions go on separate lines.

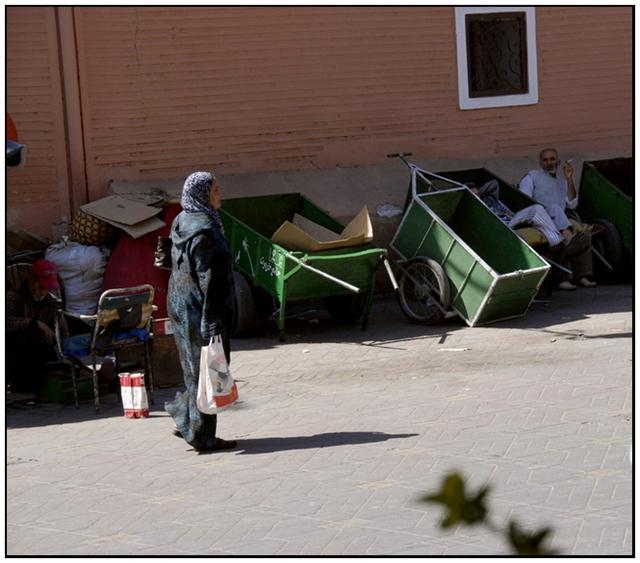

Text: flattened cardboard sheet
xmin=81 ymin=195 xmax=165 ymax=238
xmin=291 ymin=214 xmax=342 ymax=242
xmin=271 ymin=206 xmax=373 ymax=252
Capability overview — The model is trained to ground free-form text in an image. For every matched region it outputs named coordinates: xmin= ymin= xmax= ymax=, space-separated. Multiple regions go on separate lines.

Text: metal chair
xmin=56 ymin=284 xmax=157 ymax=412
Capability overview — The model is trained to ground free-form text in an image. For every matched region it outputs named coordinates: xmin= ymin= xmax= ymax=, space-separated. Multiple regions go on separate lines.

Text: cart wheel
xmin=592 ymin=218 xmax=625 ymax=283
xmin=232 ymin=271 xmax=256 ymax=337
xmin=324 ymin=293 xmax=367 ymax=324
xmin=252 ymin=285 xmax=277 ymax=320
xmin=397 ymin=257 xmax=450 ymax=324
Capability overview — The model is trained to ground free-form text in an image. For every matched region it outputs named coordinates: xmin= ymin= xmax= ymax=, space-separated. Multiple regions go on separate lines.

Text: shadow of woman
xmin=196 ymin=430 xmax=419 ymax=455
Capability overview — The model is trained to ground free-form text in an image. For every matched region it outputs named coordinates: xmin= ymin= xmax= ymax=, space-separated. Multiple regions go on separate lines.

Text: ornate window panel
xmin=455 ymin=6 xmax=538 ymax=109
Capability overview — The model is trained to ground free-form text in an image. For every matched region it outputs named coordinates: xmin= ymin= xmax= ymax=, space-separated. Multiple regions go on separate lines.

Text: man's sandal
xmin=577 ymin=277 xmax=597 ymax=288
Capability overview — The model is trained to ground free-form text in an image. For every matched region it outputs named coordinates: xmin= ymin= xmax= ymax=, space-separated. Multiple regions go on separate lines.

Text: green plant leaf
xmin=462 ymin=483 xmax=490 ymax=525
xmin=508 ymin=520 xmax=557 ymax=555
xmin=422 ymin=472 xmax=489 ymax=529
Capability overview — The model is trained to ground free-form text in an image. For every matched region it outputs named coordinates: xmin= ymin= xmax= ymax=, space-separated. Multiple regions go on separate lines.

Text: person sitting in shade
xmin=519 ymin=148 xmax=597 ymax=290
xmin=6 ymin=259 xmax=62 ymax=393
xmin=467 ymin=179 xmax=565 ymax=248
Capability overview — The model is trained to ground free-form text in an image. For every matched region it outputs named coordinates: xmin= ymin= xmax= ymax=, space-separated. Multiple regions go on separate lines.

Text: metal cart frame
xmin=388 ymin=154 xmax=551 ymax=327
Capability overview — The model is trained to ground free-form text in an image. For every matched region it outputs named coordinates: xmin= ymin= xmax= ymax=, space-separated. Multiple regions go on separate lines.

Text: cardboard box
xmin=271 ymin=206 xmax=373 ymax=252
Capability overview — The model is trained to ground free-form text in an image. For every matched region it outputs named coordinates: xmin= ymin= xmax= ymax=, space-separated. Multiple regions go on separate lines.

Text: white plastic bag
xmin=196 ymin=335 xmax=239 ymax=414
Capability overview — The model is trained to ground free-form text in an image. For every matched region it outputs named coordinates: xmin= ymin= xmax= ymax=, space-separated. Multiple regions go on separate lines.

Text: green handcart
xmin=432 ymin=167 xmax=575 ymax=280
xmin=435 ymin=165 xmax=626 ymax=283
xmin=219 ymin=193 xmax=395 ymax=340
xmin=389 ymin=156 xmax=551 ymax=326
xmin=578 ymin=158 xmax=632 ymax=282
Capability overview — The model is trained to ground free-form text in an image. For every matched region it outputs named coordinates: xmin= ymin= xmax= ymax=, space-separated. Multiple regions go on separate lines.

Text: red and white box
xmin=153 ymin=318 xmax=174 ymax=336
xmin=118 ymin=372 xmax=149 ymax=418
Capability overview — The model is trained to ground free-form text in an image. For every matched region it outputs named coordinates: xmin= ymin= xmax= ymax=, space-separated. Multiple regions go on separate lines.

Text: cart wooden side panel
xmin=280 ymin=248 xmax=386 ymax=300
xmin=221 ymin=207 xmax=286 ymax=300
xmin=579 ymin=159 xmax=633 ymax=252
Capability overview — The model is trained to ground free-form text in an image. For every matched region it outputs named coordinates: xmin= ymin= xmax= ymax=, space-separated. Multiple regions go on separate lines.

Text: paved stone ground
xmin=6 ymin=284 xmax=633 ymax=556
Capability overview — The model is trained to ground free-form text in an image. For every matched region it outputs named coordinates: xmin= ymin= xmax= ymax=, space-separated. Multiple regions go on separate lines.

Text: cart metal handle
xmin=387 ymin=152 xmax=413 ymax=168
xmin=285 ymin=253 xmax=361 ymax=293
xmin=388 ymin=153 xmax=467 ymax=198
xmin=592 ymin=247 xmax=613 ymax=272
xmin=383 ymin=257 xmax=399 ymax=291
xmin=544 ymin=257 xmax=572 ymax=275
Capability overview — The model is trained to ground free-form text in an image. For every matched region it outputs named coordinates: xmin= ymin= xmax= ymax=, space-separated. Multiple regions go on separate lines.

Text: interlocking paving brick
xmin=6 ymin=286 xmax=632 ymax=556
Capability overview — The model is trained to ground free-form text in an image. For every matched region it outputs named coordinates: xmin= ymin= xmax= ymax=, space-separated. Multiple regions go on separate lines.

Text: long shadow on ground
xmin=194 ymin=431 xmax=419 ymax=455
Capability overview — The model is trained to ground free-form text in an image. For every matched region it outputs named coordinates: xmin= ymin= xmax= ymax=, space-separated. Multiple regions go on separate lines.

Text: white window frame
xmin=455 ymin=6 xmax=538 ymax=110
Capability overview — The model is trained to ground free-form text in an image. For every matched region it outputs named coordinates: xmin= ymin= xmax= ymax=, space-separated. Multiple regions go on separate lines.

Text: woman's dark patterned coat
xmin=164 ymin=210 xmax=235 ymax=451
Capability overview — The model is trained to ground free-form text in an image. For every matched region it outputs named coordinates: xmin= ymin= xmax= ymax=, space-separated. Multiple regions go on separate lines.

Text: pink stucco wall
xmin=6 ymin=6 xmax=633 ymax=238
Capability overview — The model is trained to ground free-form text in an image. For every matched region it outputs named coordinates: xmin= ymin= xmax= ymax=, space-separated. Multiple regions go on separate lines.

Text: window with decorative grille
xmin=466 ymin=12 xmax=527 ymax=97
xmin=455 ymin=7 xmax=538 ymax=110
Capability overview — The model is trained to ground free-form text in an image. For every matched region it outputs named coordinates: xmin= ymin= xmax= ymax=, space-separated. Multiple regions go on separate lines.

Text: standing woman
xmin=165 ymin=171 xmax=237 ymax=451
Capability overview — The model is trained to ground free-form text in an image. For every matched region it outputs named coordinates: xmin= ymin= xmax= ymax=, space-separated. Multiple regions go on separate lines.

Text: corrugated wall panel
xmin=6 ymin=7 xmax=71 ymax=235
xmin=530 ymin=7 xmax=633 ymax=151
xmin=6 ymin=6 xmax=632 ymax=237
xmin=74 ymin=6 xmax=463 ymax=196
xmin=72 ymin=6 xmax=632 ymax=200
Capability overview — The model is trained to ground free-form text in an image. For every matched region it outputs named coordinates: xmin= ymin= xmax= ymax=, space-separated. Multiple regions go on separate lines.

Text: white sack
xmin=45 ymin=241 xmax=109 ymax=315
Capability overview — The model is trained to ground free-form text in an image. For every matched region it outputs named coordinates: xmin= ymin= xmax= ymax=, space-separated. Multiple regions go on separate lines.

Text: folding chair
xmin=56 ymin=284 xmax=157 ymax=412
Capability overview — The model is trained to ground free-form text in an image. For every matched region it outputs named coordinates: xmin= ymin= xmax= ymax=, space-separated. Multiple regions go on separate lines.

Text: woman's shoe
xmin=213 ymin=437 xmax=237 ymax=450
